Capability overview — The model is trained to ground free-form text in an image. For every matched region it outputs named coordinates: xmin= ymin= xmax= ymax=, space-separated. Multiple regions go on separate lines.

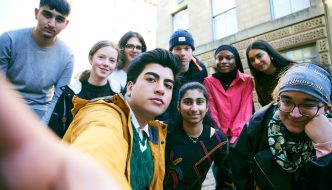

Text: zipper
xmin=253 ymin=156 xmax=276 ymax=190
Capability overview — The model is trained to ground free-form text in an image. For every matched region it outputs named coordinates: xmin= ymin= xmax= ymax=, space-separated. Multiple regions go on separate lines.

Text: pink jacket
xmin=203 ymin=71 xmax=254 ymax=143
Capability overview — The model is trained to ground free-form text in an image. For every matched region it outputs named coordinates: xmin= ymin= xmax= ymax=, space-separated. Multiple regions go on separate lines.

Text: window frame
xmin=211 ymin=0 xmax=238 ymax=40
xmin=270 ymin=0 xmax=311 ymax=19
xmin=281 ymin=43 xmax=317 ymax=63
xmin=172 ymin=7 xmax=189 ymax=32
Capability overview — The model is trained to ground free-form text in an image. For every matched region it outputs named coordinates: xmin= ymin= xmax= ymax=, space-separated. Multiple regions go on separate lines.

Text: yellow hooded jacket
xmin=63 ymin=94 xmax=167 ymax=189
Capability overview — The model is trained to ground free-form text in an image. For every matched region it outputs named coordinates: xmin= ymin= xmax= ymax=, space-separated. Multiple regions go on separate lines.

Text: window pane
xmin=221 ymin=0 xmax=236 ymax=13
xmin=291 ymin=0 xmax=310 ymax=12
xmin=213 ymin=8 xmax=237 ymax=39
xmin=272 ymin=0 xmax=291 ymax=18
xmin=282 ymin=45 xmax=317 ymax=63
xmin=175 ymin=0 xmax=184 ymax=4
xmin=212 ymin=0 xmax=222 ymax=15
xmin=212 ymin=0 xmax=236 ymax=16
xmin=226 ymin=9 xmax=237 ymax=36
xmin=272 ymin=0 xmax=310 ymax=19
xmin=173 ymin=9 xmax=189 ymax=31
xmin=214 ymin=14 xmax=226 ymax=39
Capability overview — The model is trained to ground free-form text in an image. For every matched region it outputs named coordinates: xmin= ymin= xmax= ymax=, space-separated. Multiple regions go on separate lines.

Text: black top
xmin=212 ymin=70 xmax=237 ymax=91
xmin=48 ymin=71 xmax=116 ymax=138
xmin=157 ymin=56 xmax=208 ymax=121
xmin=254 ymin=70 xmax=281 ymax=106
xmin=78 ymin=80 xmax=114 ymax=100
xmin=164 ymin=124 xmax=228 ymax=189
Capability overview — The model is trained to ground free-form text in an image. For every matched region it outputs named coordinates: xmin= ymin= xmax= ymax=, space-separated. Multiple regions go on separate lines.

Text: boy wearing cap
xmin=169 ymin=29 xmax=208 ymax=84
xmin=157 ymin=29 xmax=208 ymax=121
xmin=0 ymin=0 xmax=74 ymax=124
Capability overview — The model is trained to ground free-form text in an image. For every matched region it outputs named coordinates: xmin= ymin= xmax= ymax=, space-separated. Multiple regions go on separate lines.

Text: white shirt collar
xmin=130 ymin=108 xmax=150 ymax=138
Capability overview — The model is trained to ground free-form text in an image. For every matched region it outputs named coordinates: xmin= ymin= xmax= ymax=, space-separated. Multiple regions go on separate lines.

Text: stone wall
xmin=195 ymin=16 xmax=331 ymax=109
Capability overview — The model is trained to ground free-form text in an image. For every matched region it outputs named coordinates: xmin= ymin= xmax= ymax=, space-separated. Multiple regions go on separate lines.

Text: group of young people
xmin=1 ymin=0 xmax=332 ymax=190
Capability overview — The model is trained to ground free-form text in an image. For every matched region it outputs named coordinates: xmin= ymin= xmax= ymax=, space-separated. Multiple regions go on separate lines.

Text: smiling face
xmin=89 ymin=46 xmax=118 ymax=83
xmin=278 ymin=91 xmax=325 ymax=134
xmin=34 ymin=5 xmax=69 ymax=41
xmin=215 ymin=50 xmax=237 ymax=74
xmin=178 ymin=89 xmax=208 ymax=127
xmin=124 ymin=37 xmax=143 ymax=64
xmin=248 ymin=49 xmax=276 ymax=75
xmin=126 ymin=63 xmax=174 ymax=122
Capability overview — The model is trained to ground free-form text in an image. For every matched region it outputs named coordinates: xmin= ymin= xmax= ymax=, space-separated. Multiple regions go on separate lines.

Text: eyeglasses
xmin=125 ymin=44 xmax=143 ymax=51
xmin=278 ymin=97 xmax=324 ymax=117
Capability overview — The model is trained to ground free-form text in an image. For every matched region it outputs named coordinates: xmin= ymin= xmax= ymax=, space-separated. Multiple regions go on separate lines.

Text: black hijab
xmin=213 ymin=44 xmax=244 ymax=90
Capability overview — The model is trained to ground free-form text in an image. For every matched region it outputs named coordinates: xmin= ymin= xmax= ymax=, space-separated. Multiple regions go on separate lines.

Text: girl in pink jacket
xmin=203 ymin=44 xmax=254 ymax=144
xmin=204 ymin=44 xmax=254 ymax=189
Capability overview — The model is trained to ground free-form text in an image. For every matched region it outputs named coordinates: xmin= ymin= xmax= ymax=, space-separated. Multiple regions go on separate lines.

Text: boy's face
xmin=34 ymin=5 xmax=69 ymax=40
xmin=171 ymin=45 xmax=193 ymax=71
xmin=126 ymin=63 xmax=174 ymax=120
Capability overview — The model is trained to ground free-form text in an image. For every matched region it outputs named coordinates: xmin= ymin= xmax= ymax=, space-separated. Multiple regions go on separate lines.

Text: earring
xmin=271 ymin=57 xmax=274 ymax=61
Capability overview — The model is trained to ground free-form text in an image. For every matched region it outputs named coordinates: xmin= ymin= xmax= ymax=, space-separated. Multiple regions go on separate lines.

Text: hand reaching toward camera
xmin=0 ymin=74 xmax=130 ymax=190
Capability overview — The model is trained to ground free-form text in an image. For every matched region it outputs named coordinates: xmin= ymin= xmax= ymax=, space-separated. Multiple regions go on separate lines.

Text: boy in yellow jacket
xmin=63 ymin=48 xmax=180 ymax=189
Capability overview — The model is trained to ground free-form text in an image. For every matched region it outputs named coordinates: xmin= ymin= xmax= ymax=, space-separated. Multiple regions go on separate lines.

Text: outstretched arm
xmin=0 ymin=73 xmax=128 ymax=190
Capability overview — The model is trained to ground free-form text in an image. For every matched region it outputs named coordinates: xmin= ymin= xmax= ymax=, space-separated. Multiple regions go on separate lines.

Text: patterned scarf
xmin=268 ymin=110 xmax=314 ymax=173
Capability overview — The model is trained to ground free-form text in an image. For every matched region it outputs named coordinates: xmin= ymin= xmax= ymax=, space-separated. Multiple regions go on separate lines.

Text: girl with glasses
xmin=109 ymin=31 xmax=147 ymax=92
xmin=231 ymin=63 xmax=332 ymax=190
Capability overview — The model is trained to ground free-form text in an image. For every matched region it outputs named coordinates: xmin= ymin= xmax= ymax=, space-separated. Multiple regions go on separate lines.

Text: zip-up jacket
xmin=63 ymin=94 xmax=167 ymax=189
xmin=48 ymin=70 xmax=120 ymax=137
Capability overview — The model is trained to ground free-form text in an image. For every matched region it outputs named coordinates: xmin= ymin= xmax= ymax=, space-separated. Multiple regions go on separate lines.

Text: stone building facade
xmin=156 ymin=0 xmax=332 ymax=108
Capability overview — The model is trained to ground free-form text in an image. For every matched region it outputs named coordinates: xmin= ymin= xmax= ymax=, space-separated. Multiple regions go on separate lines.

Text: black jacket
xmin=48 ymin=70 xmax=119 ymax=137
xmin=48 ymin=85 xmax=76 ymax=138
xmin=230 ymin=103 xmax=332 ymax=190
xmin=157 ymin=56 xmax=208 ymax=121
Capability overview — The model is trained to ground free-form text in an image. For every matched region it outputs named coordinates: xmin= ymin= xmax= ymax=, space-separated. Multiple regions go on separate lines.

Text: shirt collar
xmin=237 ymin=70 xmax=247 ymax=82
xmin=130 ymin=108 xmax=150 ymax=138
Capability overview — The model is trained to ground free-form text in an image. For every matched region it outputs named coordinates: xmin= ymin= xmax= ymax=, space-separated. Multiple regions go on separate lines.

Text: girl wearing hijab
xmin=246 ymin=40 xmax=295 ymax=106
xmin=203 ymin=44 xmax=254 ymax=189
xmin=203 ymin=44 xmax=254 ymax=144
xmin=231 ymin=63 xmax=332 ymax=190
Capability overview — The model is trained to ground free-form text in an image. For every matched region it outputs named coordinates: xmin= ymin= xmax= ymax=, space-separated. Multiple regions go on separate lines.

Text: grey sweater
xmin=0 ymin=27 xmax=74 ymax=123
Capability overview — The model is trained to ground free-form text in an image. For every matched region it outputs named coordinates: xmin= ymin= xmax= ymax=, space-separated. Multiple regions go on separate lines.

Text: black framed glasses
xmin=278 ymin=97 xmax=324 ymax=117
xmin=125 ymin=44 xmax=143 ymax=51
